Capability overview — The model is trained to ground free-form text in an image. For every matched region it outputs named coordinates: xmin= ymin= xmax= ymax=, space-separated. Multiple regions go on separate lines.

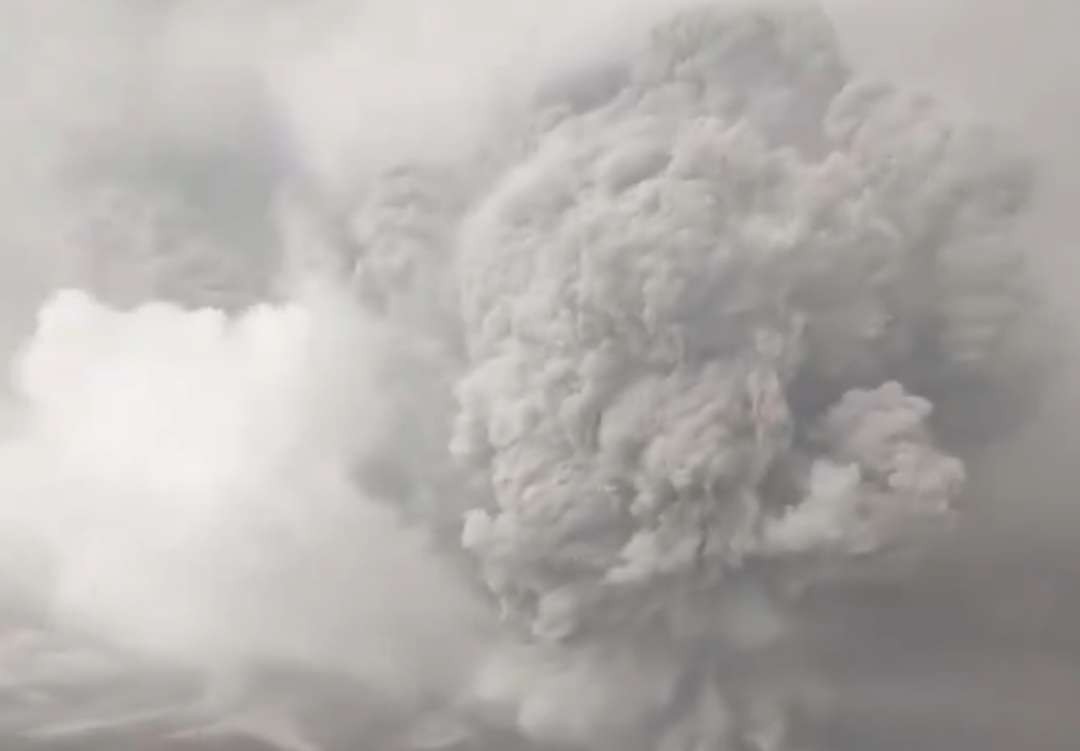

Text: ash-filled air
xmin=0 ymin=1 xmax=1067 ymax=751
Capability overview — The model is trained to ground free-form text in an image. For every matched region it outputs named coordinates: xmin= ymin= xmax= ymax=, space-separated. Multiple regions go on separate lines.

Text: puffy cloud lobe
xmin=762 ymin=382 xmax=965 ymax=559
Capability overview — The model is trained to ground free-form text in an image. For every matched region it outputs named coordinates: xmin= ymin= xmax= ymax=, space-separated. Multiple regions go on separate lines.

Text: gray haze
xmin=0 ymin=2 xmax=1078 ymax=750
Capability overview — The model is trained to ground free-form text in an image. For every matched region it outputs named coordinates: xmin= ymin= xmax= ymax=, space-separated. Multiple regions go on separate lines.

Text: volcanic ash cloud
xmin=449 ymin=4 xmax=1035 ymax=749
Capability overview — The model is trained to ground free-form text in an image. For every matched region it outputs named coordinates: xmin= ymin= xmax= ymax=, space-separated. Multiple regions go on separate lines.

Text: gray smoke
xmin=0 ymin=1 xmax=1073 ymax=750
xmin=444 ymin=6 xmax=1038 ymax=748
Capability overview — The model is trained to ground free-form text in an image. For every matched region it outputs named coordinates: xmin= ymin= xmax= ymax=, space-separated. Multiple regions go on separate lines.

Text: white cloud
xmin=0 ymin=287 xmax=488 ymax=705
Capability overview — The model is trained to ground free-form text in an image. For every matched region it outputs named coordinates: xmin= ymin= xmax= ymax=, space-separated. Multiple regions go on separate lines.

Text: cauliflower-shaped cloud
xmin=450 ymin=5 xmax=1034 ymax=747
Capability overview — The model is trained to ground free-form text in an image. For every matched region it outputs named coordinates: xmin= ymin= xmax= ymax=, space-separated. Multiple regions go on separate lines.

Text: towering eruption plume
xmin=449 ymin=4 xmax=1035 ymax=749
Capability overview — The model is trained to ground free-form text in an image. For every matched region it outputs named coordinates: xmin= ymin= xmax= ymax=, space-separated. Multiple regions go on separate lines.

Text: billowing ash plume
xmin=0 ymin=2 xmax=1052 ymax=750
xmin=442 ymin=4 xmax=1035 ymax=748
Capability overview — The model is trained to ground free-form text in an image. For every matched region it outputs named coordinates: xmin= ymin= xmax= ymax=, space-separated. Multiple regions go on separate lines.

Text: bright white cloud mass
xmin=0 ymin=1 xmax=1073 ymax=750
xmin=0 ymin=288 xmax=488 ymax=694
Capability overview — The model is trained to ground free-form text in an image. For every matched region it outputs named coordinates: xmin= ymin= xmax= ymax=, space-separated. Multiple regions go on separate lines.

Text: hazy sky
xmin=1 ymin=3 xmax=1079 ymax=750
